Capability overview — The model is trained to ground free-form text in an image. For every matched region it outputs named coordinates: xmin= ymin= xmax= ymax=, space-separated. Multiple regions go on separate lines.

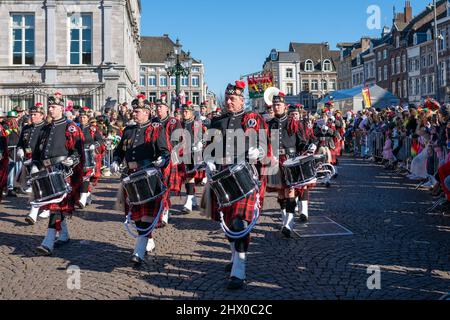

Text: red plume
xmin=235 ymin=80 xmax=246 ymax=89
xmin=137 ymin=94 xmax=146 ymax=100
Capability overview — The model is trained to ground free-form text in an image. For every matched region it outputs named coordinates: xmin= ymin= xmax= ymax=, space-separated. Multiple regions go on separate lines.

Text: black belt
xmin=41 ymin=156 xmax=67 ymax=168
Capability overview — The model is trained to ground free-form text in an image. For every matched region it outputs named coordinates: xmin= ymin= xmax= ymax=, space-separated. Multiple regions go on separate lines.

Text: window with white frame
xmin=305 ymin=60 xmax=314 ymax=72
xmin=415 ymin=78 xmax=420 ymax=95
xmin=181 ymin=76 xmax=189 ymax=86
xmin=192 ymin=92 xmax=200 ymax=105
xmin=286 ymin=68 xmax=293 ymax=78
xmin=286 ymin=83 xmax=294 ymax=96
xmin=192 ymin=75 xmax=199 ymax=87
xmin=440 ymin=61 xmax=447 ymax=86
xmin=391 ymin=58 xmax=395 ymax=75
xmin=396 ymin=36 xmax=400 ymax=48
xmin=428 ymin=53 xmax=434 ymax=67
xmin=191 ymin=67 xmax=200 ymax=73
xmin=321 ymin=80 xmax=327 ymax=91
xmin=378 ymin=67 xmax=382 ymax=81
xmin=69 ymin=14 xmax=92 ymax=65
xmin=323 ymin=60 xmax=332 ymax=72
xmin=396 ymin=56 xmax=400 ymax=74
xmin=422 ymin=77 xmax=427 ymax=94
xmin=392 ymin=81 xmax=396 ymax=94
xmin=384 ymin=65 xmax=388 ymax=80
xmin=170 ymin=76 xmax=176 ymax=86
xmin=148 ymin=76 xmax=156 ymax=86
xmin=329 ymin=79 xmax=336 ymax=91
xmin=383 ymin=49 xmax=387 ymax=59
xmin=428 ymin=75 xmax=434 ymax=93
xmin=409 ymin=79 xmax=414 ymax=95
xmin=377 ymin=52 xmax=381 ymax=61
xmin=397 ymin=80 xmax=402 ymax=98
xmin=159 ymin=75 xmax=167 ymax=87
xmin=140 ymin=75 xmax=146 ymax=86
xmin=148 ymin=92 xmax=157 ymax=103
xmin=12 ymin=14 xmax=35 ymax=65
xmin=302 ymin=80 xmax=309 ymax=91
xmin=311 ymin=79 xmax=318 ymax=91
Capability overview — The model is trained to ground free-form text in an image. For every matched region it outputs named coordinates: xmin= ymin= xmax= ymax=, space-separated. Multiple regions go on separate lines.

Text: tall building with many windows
xmin=139 ymin=35 xmax=207 ymax=109
xmin=0 ymin=0 xmax=141 ymax=112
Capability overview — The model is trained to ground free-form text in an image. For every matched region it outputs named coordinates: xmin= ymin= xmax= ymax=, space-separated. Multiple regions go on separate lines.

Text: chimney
xmin=404 ymin=1 xmax=412 ymax=23
xmin=163 ymin=33 xmax=169 ymax=37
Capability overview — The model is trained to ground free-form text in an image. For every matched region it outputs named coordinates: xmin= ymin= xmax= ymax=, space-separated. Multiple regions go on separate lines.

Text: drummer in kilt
xmin=0 ymin=122 xmax=8 ymax=203
xmin=267 ymin=95 xmax=309 ymax=239
xmin=111 ymin=94 xmax=170 ymax=266
xmin=16 ymin=103 xmax=50 ymax=224
xmin=180 ymin=101 xmax=207 ymax=214
xmin=78 ymin=107 xmax=105 ymax=208
xmin=203 ymin=80 xmax=269 ymax=290
xmin=153 ymin=97 xmax=183 ymax=229
xmin=34 ymin=93 xmax=85 ymax=256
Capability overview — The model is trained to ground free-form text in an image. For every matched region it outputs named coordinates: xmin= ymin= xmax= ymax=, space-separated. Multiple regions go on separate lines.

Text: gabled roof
xmin=289 ymin=42 xmax=340 ymax=63
xmin=140 ymin=36 xmax=200 ymax=64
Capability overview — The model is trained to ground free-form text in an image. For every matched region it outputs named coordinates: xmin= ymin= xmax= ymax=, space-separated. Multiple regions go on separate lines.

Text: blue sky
xmin=141 ymin=0 xmax=433 ymax=96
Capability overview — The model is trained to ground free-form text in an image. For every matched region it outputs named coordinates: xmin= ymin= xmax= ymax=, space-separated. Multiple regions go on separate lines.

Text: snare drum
xmin=122 ymin=167 xmax=167 ymax=205
xmin=30 ymin=169 xmax=71 ymax=203
xmin=282 ymin=155 xmax=317 ymax=188
xmin=210 ymin=162 xmax=260 ymax=208
xmin=84 ymin=148 xmax=96 ymax=169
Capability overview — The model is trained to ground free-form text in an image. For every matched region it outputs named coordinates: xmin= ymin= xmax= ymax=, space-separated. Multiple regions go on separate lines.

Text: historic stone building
xmin=0 ymin=0 xmax=141 ymax=112
xmin=139 ymin=35 xmax=207 ymax=110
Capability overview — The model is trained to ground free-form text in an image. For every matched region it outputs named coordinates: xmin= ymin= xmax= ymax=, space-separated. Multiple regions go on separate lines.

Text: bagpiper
xmin=78 ymin=107 xmax=105 ymax=208
xmin=34 ymin=93 xmax=85 ymax=256
xmin=111 ymin=94 xmax=171 ymax=266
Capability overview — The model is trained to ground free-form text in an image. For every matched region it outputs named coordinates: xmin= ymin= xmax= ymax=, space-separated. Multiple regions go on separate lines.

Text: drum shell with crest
xmin=210 ymin=162 xmax=260 ymax=209
xmin=122 ymin=167 xmax=167 ymax=206
xmin=29 ymin=164 xmax=72 ymax=203
xmin=282 ymin=155 xmax=317 ymax=188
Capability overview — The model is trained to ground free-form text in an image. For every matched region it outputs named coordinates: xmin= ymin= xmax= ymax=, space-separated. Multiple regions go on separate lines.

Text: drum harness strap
xmin=124 ymin=200 xmax=165 ymax=239
xmin=30 ymin=192 xmax=68 ymax=208
xmin=219 ymin=192 xmax=261 ymax=240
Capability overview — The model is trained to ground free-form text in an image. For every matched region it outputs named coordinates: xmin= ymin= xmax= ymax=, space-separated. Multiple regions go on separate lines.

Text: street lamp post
xmin=165 ymin=39 xmax=193 ymax=111
xmin=429 ymin=0 xmax=444 ymax=103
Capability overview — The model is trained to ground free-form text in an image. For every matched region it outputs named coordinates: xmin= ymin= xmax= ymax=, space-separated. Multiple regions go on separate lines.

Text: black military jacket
xmin=113 ymin=120 xmax=170 ymax=166
xmin=35 ymin=118 xmax=84 ymax=162
xmin=267 ymin=114 xmax=307 ymax=157
xmin=17 ymin=121 xmax=46 ymax=156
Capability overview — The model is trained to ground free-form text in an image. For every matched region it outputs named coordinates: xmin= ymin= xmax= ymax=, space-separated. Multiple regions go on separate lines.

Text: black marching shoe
xmin=181 ymin=207 xmax=192 ymax=215
xmin=25 ymin=216 xmax=36 ymax=225
xmin=7 ymin=190 xmax=17 ymax=197
xmin=227 ymin=277 xmax=245 ymax=290
xmin=281 ymin=227 xmax=292 ymax=238
xmin=224 ymin=263 xmax=233 ymax=272
xmin=299 ymin=214 xmax=308 ymax=223
xmin=130 ymin=255 xmax=144 ymax=266
xmin=36 ymin=245 xmax=52 ymax=256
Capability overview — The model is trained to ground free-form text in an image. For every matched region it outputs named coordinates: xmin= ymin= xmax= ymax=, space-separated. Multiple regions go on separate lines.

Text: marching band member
xmin=16 ymin=103 xmax=50 ymax=224
xmin=200 ymin=101 xmax=211 ymax=128
xmin=0 ymin=122 xmax=8 ymax=203
xmin=267 ymin=96 xmax=308 ymax=239
xmin=34 ymin=94 xmax=85 ymax=256
xmin=78 ymin=107 xmax=105 ymax=208
xmin=154 ymin=97 xmax=183 ymax=228
xmin=203 ymin=80 xmax=269 ymax=290
xmin=111 ymin=95 xmax=170 ymax=266
xmin=180 ymin=101 xmax=207 ymax=214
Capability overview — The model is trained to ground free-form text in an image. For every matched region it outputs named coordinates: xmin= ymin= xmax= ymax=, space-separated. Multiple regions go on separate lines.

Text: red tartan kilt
xmin=194 ymin=170 xmax=206 ymax=184
xmin=168 ymin=162 xmax=183 ymax=193
xmin=94 ymin=153 xmax=103 ymax=180
xmin=42 ymin=163 xmax=83 ymax=214
xmin=211 ymin=191 xmax=258 ymax=225
xmin=0 ymin=158 xmax=9 ymax=192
